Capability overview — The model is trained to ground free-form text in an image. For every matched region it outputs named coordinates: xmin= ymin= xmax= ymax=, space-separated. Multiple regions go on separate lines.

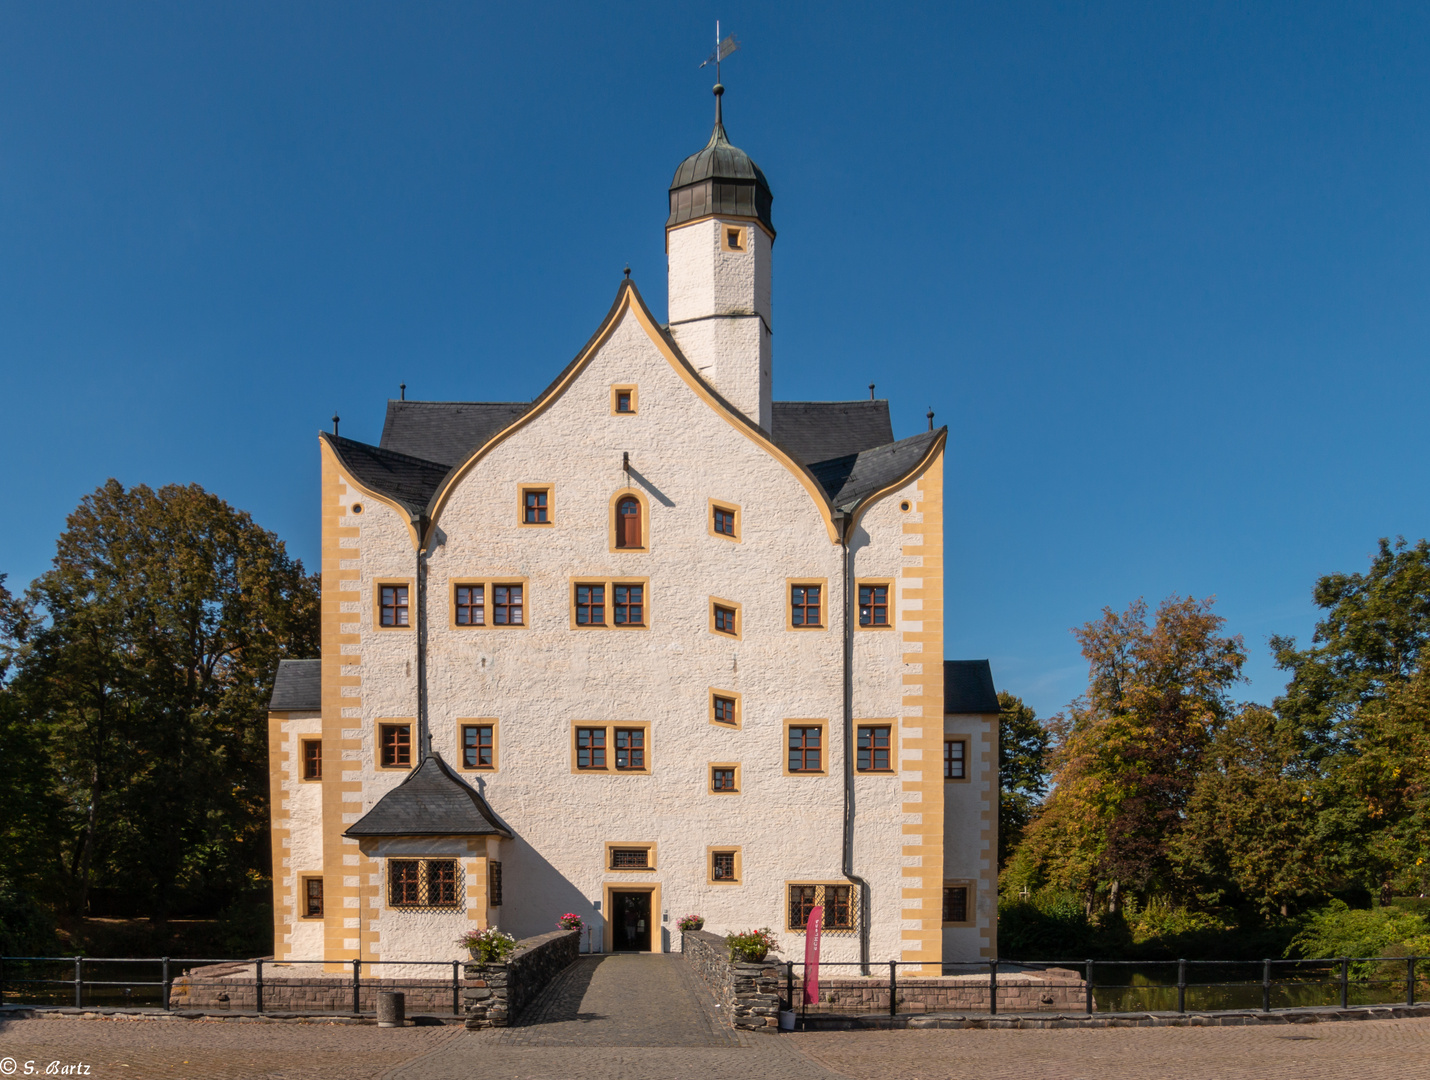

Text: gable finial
xmin=869 ymin=383 xmax=875 ymax=400
xmin=400 ymin=383 xmax=406 ymax=401
xmin=624 ymin=264 xmax=631 ymax=280
xmin=332 ymin=412 xmax=340 ymax=436
xmin=927 ymin=407 xmax=935 ymax=431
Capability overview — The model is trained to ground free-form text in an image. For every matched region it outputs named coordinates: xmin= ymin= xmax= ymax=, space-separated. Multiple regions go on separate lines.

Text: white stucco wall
xmin=943 ymin=714 xmax=997 ymax=961
xmin=271 ymin=712 xmax=324 ymax=960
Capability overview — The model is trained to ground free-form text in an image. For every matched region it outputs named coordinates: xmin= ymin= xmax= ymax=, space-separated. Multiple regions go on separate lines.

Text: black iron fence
xmin=0 ymin=957 xmax=467 ymax=1016
xmin=778 ymin=956 xmax=1430 ymax=1019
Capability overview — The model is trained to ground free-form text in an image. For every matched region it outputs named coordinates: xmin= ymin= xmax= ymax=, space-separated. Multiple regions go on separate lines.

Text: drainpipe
xmin=838 ymin=509 xmax=872 ymax=973
xmin=415 ymin=515 xmax=430 ymax=759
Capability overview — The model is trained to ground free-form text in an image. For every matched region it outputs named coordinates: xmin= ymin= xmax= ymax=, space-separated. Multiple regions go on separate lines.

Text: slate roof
xmin=807 ymin=429 xmax=943 ymax=511
xmin=324 ymin=434 xmax=451 ymax=517
xmin=345 ymin=753 xmax=513 ymax=838
xmin=270 ymin=659 xmax=321 ymax=711
xmin=770 ymin=400 xmax=893 ymax=467
xmin=945 ymin=660 xmax=1000 ymax=714
xmin=380 ymin=401 xmax=531 ymax=467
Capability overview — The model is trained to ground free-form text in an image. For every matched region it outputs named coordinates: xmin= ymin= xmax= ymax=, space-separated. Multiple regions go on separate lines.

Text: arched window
xmin=616 ymin=496 xmax=642 ymax=549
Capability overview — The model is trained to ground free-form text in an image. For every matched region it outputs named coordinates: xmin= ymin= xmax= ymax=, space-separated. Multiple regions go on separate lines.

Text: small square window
xmin=462 ymin=724 xmax=494 ymax=769
xmin=523 ymin=489 xmax=549 ymax=524
xmin=788 ymin=726 xmax=822 ymax=773
xmin=857 ymin=725 xmax=892 ymax=772
xmin=858 ymin=584 xmax=889 ymax=627
xmin=615 ymin=727 xmax=645 ymax=770
xmin=943 ymin=885 xmax=969 ymax=924
xmin=611 ymin=386 xmax=638 ymax=415
xmin=455 ymin=584 xmax=485 ymax=626
xmin=576 ymin=727 xmax=607 ymax=770
xmin=790 ymin=584 xmax=822 ymax=628
xmin=304 ymin=877 xmax=323 ymax=918
xmin=714 ymin=605 xmax=736 ymax=635
xmin=301 ymin=739 xmax=322 ymax=781
xmin=945 ymin=739 xmax=966 ymax=780
xmin=714 ymin=508 xmax=735 ymax=535
xmin=723 ymin=226 xmax=747 ymax=252
xmin=713 ymin=696 xmax=736 ymax=725
xmin=709 ymin=501 xmax=741 ymax=541
xmin=575 ymin=583 xmax=606 ymax=626
xmin=616 ymin=391 xmax=632 ymax=413
xmin=712 ymin=766 xmax=737 ymax=792
xmin=493 ymin=584 xmax=524 ymax=625
xmin=613 ymin=583 xmax=644 ymax=626
xmin=379 ymin=585 xmax=409 ymax=627
xmin=380 ymin=724 xmax=411 ymax=768
xmin=712 ymin=850 xmax=737 ymax=881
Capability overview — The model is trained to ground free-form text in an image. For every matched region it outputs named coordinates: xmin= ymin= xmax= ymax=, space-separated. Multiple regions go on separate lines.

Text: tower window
xmin=945 ymin=739 xmax=967 ymax=780
xmin=723 ymin=225 xmax=747 ymax=252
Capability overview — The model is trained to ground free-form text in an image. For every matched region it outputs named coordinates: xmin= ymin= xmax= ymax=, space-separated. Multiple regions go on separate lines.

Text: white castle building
xmin=267 ymin=84 xmax=1000 ymax=971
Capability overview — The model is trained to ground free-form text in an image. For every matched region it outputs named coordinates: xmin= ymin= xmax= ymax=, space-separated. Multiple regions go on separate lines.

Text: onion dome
xmin=667 ymin=85 xmax=774 ymax=237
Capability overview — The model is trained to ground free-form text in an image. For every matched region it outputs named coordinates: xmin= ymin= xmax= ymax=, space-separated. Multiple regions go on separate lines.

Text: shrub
xmin=1288 ymin=900 xmax=1430 ymax=976
xmin=0 ymin=891 xmax=58 ymax=956
xmin=458 ymin=927 xmax=517 ymax=963
xmin=726 ymin=927 xmax=779 ymax=962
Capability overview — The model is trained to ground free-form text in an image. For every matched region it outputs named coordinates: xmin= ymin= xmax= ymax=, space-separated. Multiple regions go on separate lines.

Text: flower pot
xmin=738 ymin=949 xmax=768 ymax=963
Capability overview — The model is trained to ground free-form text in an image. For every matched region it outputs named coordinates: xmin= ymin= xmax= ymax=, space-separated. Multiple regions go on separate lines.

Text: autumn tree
xmin=10 ymin=481 xmax=319 ymax=920
xmin=1011 ymin=596 xmax=1245 ymax=911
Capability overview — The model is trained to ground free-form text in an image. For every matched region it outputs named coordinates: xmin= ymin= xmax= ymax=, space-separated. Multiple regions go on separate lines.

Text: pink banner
xmin=802 ymin=905 xmax=823 ymax=1005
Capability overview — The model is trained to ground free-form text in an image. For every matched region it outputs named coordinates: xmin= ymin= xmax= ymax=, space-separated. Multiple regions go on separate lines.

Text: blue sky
xmin=2 ymin=2 xmax=1427 ymax=721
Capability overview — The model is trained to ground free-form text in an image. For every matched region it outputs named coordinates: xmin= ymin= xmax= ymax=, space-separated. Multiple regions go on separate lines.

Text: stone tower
xmin=666 ymin=84 xmax=774 ymax=432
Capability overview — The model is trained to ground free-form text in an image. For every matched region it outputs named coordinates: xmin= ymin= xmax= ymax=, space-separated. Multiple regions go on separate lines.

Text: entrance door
xmin=611 ymin=890 xmax=651 ymax=952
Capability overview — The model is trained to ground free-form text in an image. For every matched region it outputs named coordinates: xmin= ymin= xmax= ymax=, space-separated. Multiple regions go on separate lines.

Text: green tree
xmin=1174 ymin=705 xmax=1323 ymax=917
xmin=998 ymin=691 xmax=1049 ymax=870
xmin=12 ymin=480 xmax=319 ymax=920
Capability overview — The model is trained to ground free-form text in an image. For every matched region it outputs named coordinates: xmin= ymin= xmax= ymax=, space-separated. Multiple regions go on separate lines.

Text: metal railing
xmin=0 ymin=957 xmax=469 ymax=1016
xmin=778 ymin=956 xmax=1429 ymax=1019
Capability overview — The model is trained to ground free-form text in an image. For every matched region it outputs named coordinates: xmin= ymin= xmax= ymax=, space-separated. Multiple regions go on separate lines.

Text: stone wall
xmin=171 ymin=963 xmax=462 ymax=1014
xmin=681 ymin=929 xmax=782 ymax=1032
xmin=463 ymin=929 xmax=579 ymax=1028
xmin=798 ymin=968 xmax=1088 ymax=1014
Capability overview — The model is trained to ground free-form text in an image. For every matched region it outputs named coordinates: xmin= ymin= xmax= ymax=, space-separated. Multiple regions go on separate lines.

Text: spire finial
xmin=399 ymin=383 xmax=406 ymax=401
xmin=332 ymin=413 xmax=340 ymax=436
xmin=869 ymin=383 xmax=876 ymax=400
xmin=713 ymin=82 xmax=724 ymax=128
xmin=624 ymin=264 xmax=631 ymax=279
xmin=927 ymin=407 xmax=935 ymax=431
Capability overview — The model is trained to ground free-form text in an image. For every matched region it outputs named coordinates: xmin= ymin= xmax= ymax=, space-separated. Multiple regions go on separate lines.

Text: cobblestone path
xmin=389 ymin=953 xmax=843 ymax=1079
xmin=0 ymin=1013 xmax=459 ymax=1080
xmin=788 ymin=1018 xmax=1430 ymax=1079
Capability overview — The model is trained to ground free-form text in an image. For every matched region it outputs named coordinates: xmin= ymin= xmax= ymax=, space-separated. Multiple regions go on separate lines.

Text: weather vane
xmin=699 ymin=20 xmax=740 ymax=83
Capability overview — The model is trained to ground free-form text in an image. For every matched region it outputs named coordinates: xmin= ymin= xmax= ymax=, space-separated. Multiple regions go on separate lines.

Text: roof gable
xmin=270 ymin=659 xmax=321 ymax=711
xmin=945 ymin=660 xmax=999 ymax=714
xmin=344 ymin=753 xmax=512 ymax=838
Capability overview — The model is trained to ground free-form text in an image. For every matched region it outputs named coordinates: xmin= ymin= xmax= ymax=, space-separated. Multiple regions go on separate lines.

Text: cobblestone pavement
xmin=788 ymin=1018 xmax=1430 ymax=1079
xmin=0 ymin=1014 xmax=459 ymax=1079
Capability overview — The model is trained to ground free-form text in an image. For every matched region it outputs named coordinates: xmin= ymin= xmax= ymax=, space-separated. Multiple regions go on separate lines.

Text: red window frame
xmin=789 ymin=885 xmax=818 ymax=929
xmin=788 ymin=726 xmax=822 ymax=772
xmin=305 ymin=877 xmax=323 ymax=917
xmin=429 ymin=860 xmax=459 ymax=907
xmin=302 ymin=739 xmax=322 ymax=780
xmin=945 ymin=739 xmax=966 ymax=779
xmin=613 ymin=583 xmax=644 ymax=625
xmin=791 ymin=584 xmax=822 ymax=627
xmin=576 ymin=727 xmax=606 ymax=770
xmin=462 ymin=724 xmax=494 ymax=768
xmin=713 ymin=507 xmax=735 ymax=536
xmin=380 ymin=585 xmax=409 ymax=627
xmin=712 ymin=851 xmax=737 ymax=880
xmin=614 ymin=727 xmax=645 ymax=770
xmin=455 ymin=584 xmax=485 ymax=626
xmin=714 ymin=605 xmax=736 ymax=635
xmin=380 ymin=724 xmax=411 ymax=768
xmin=858 ymin=584 xmax=889 ymax=626
xmin=615 ymin=390 xmax=633 ymax=413
xmin=493 ymin=584 xmax=524 ymax=625
xmin=857 ymin=725 xmax=892 ymax=772
xmin=523 ymin=489 xmax=549 ymax=524
xmin=575 ymin=583 xmax=606 ymax=626
xmin=713 ymin=696 xmax=736 ymax=724
xmin=389 ymin=860 xmax=420 ymax=906
xmin=712 ymin=767 xmax=737 ymax=792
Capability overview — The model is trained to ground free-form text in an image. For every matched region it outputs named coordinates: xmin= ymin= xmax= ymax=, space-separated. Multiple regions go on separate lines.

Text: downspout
xmin=838 ymin=509 xmax=872 ymax=973
xmin=415 ymin=514 xmax=430 ymax=760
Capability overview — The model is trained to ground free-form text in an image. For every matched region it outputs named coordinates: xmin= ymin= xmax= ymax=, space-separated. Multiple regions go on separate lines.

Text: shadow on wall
xmin=499 ymin=836 xmax=605 ymax=947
